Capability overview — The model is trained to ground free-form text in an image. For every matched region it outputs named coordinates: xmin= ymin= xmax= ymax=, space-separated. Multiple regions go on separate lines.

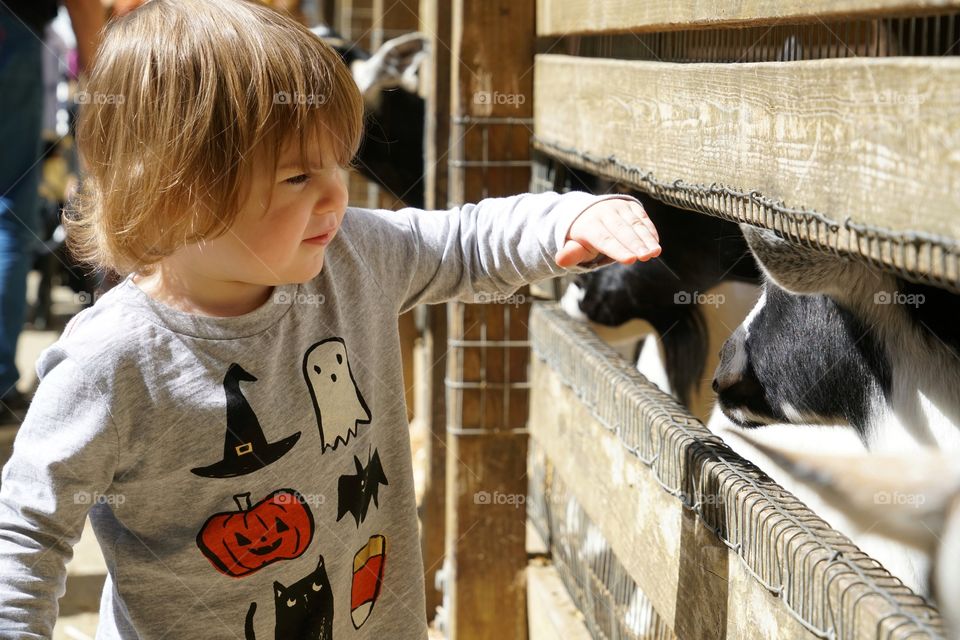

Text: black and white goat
xmin=708 ymin=225 xmax=960 ymax=594
xmin=312 ymin=27 xmax=428 ymax=208
xmin=561 ymin=194 xmax=761 ymax=408
xmin=714 ymin=226 xmax=960 ymax=452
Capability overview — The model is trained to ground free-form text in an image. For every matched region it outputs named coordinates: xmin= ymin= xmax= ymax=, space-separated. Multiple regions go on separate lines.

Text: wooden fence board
xmin=535 ymin=54 xmax=960 ymax=284
xmin=537 ymin=0 xmax=960 ymax=35
xmin=527 ymin=303 xmax=944 ymax=640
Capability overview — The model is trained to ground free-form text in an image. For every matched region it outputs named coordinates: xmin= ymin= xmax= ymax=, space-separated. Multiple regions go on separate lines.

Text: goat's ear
xmin=740 ymin=225 xmax=865 ymax=297
xmin=736 ymin=431 xmax=960 ymax=554
xmin=352 ymin=32 xmax=429 ymax=97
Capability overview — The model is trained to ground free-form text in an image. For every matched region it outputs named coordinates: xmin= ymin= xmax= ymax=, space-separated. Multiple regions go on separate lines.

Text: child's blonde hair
xmin=68 ymin=0 xmax=364 ymax=276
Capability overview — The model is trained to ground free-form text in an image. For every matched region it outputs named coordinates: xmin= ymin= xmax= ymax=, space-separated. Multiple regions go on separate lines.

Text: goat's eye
xmin=285 ymin=173 xmax=310 ymax=185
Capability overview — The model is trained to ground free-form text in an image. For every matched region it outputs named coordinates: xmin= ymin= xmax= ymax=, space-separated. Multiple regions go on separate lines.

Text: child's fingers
xmin=625 ymin=215 xmax=661 ymax=258
xmin=628 ymin=201 xmax=659 ymax=243
xmin=592 ymin=220 xmax=646 ymax=264
xmin=602 ymin=208 xmax=661 ymax=260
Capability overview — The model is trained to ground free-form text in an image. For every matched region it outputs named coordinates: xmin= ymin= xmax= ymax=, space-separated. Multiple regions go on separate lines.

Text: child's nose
xmin=317 ymin=174 xmax=347 ymax=210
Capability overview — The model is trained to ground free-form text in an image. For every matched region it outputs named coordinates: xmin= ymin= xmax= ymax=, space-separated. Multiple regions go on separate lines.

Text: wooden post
xmin=444 ymin=0 xmax=536 ymax=638
xmin=318 ymin=0 xmax=335 ymax=28
xmin=417 ymin=0 xmax=452 ymax=620
xmin=372 ymin=0 xmax=419 ymax=50
xmin=336 ymin=0 xmax=374 ymax=50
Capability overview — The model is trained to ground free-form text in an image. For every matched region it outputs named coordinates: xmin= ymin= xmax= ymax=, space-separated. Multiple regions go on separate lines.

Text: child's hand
xmin=555 ymin=198 xmax=661 ymax=268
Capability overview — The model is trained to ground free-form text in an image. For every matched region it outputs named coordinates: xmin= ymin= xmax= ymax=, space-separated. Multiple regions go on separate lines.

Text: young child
xmin=0 ymin=0 xmax=660 ymax=637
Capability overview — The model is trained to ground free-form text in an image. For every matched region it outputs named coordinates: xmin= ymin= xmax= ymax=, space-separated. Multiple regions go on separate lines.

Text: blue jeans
xmin=0 ymin=13 xmax=44 ymax=396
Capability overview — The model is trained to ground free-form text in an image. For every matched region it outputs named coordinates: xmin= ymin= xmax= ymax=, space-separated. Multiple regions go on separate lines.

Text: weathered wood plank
xmin=529 ymin=360 xmax=873 ymax=639
xmin=537 ymin=0 xmax=960 ymax=35
xmin=528 ymin=303 xmax=944 ymax=639
xmin=417 ymin=0 xmax=452 ymax=618
xmin=527 ymin=561 xmax=593 ymax=640
xmin=535 ymin=54 xmax=960 ymax=283
xmin=336 ymin=0 xmax=375 ymax=50
xmin=372 ymin=0 xmax=419 ymax=49
xmin=530 ymin=360 xmax=710 ymax=636
xmin=443 ymin=0 xmax=536 ymax=637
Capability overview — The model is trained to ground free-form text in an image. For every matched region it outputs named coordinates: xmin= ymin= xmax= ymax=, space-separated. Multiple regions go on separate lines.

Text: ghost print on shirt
xmin=303 ymin=338 xmax=372 ymax=452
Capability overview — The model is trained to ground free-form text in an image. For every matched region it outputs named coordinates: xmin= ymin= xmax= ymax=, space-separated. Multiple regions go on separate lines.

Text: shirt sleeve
xmin=0 ymin=353 xmax=119 ymax=638
xmin=341 ymin=190 xmax=639 ymax=315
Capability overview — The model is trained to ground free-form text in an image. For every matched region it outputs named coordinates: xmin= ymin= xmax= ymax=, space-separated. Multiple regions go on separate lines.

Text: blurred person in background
xmin=0 ymin=0 xmax=103 ymax=422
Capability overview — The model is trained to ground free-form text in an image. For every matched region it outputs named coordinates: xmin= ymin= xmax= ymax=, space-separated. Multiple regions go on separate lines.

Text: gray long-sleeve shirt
xmin=0 ymin=190 xmax=633 ymax=639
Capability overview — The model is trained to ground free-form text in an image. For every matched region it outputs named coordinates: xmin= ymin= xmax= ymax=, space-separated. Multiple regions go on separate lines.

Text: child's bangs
xmin=257 ymin=25 xmax=364 ymax=174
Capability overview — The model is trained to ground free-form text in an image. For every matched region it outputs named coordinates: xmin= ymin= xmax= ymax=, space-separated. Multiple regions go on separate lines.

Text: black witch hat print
xmin=191 ymin=363 xmax=301 ymax=478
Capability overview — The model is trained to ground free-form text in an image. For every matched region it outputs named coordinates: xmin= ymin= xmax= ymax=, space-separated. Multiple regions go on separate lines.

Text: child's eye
xmin=284 ymin=173 xmax=310 ymax=185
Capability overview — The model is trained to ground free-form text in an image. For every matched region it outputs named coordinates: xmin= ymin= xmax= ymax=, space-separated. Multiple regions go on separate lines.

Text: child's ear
xmin=740 ymin=224 xmax=869 ymax=299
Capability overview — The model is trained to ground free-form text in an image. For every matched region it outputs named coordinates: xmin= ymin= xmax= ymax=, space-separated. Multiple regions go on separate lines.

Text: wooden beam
xmin=422 ymin=0 xmax=452 ymax=210
xmin=319 ymin=0 xmax=335 ymax=28
xmin=337 ymin=0 xmax=375 ymax=50
xmin=443 ymin=0 xmax=536 ymax=638
xmin=534 ymin=54 xmax=960 ymax=285
xmin=417 ymin=0 xmax=452 ymax=619
xmin=537 ymin=0 xmax=960 ymax=35
xmin=372 ymin=0 xmax=419 ymax=49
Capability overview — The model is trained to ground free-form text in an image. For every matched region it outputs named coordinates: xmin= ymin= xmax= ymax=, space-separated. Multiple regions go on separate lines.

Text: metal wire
xmin=530 ymin=141 xmax=960 ymax=294
xmin=541 ymin=14 xmax=960 ymax=62
xmin=526 ymin=303 xmax=946 ymax=640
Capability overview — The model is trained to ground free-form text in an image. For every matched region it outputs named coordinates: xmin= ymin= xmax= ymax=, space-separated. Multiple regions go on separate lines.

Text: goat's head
xmin=713 ymin=226 xmax=890 ymax=434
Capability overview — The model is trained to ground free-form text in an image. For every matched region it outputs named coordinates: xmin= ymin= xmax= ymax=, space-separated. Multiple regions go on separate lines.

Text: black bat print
xmin=337 ymin=447 xmax=388 ymax=527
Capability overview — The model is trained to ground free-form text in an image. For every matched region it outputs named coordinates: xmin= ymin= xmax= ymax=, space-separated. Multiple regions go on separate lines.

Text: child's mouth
xmin=304 ymin=232 xmax=334 ymax=246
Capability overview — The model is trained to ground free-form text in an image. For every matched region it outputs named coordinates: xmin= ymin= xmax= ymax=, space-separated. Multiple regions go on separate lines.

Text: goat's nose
xmin=713 ymin=333 xmax=745 ymax=395
xmin=712 ymin=371 xmax=741 ymax=394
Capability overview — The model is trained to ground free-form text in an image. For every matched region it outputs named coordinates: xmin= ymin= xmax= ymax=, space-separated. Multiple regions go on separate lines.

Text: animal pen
xmin=330 ymin=0 xmax=960 ymax=638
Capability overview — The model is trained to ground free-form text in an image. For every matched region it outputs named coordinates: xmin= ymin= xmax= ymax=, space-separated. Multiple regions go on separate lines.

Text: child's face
xmin=182 ymin=138 xmax=348 ymax=287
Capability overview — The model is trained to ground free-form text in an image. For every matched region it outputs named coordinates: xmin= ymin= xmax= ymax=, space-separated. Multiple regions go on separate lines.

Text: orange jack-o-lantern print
xmin=196 ymin=489 xmax=315 ymax=578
